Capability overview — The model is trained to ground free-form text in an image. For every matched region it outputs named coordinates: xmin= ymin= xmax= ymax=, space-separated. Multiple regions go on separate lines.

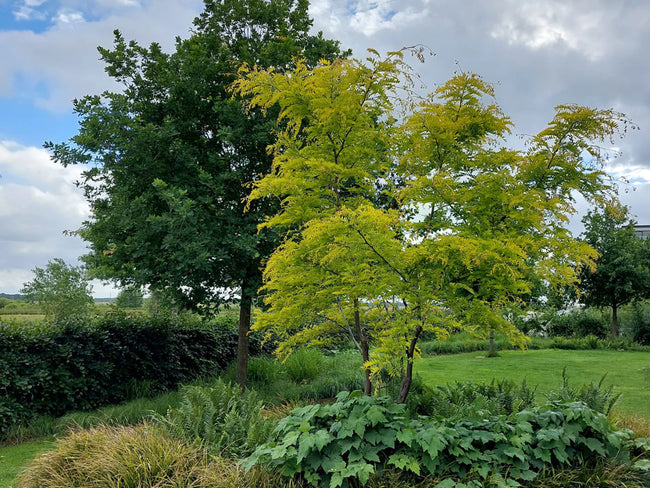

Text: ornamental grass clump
xmin=15 ymin=423 xmax=301 ymax=488
xmin=16 ymin=424 xmax=206 ymax=488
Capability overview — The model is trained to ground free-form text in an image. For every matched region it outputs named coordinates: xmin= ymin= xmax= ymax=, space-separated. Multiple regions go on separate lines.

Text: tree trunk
xmin=236 ymin=272 xmax=254 ymax=392
xmin=487 ymin=330 xmax=497 ymax=357
xmin=396 ymin=324 xmax=422 ymax=404
xmin=610 ymin=303 xmax=619 ymax=341
xmin=150 ymin=288 xmax=159 ymax=314
xmin=354 ymin=299 xmax=372 ymax=396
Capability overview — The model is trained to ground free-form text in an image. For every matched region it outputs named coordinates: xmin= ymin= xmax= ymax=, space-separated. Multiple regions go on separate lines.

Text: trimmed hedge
xmin=0 ymin=311 xmax=261 ymax=440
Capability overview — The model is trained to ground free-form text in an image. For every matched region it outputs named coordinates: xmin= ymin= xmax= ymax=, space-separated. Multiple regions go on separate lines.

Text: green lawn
xmin=0 ymin=440 xmax=54 ymax=488
xmin=417 ymin=349 xmax=650 ymax=419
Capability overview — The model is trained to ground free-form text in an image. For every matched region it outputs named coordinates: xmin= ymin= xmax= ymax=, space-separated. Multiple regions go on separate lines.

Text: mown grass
xmin=417 ymin=349 xmax=650 ymax=419
xmin=0 ymin=440 xmax=55 ymax=488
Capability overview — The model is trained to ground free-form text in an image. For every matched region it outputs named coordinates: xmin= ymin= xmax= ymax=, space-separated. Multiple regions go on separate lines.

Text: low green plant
xmin=546 ymin=367 xmax=621 ymax=416
xmin=248 ymin=355 xmax=281 ymax=384
xmin=410 ymin=378 xmax=537 ymax=419
xmin=418 ymin=332 xmax=650 ymax=356
xmin=283 ymin=347 xmax=325 ymax=384
xmin=153 ymin=380 xmax=275 ymax=457
xmin=0 ymin=439 xmax=54 ymax=488
xmin=245 ymin=391 xmax=637 ymax=488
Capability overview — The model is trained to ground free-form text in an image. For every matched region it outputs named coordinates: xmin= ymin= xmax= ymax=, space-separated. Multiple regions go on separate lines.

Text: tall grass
xmin=3 ymin=392 xmax=181 ymax=445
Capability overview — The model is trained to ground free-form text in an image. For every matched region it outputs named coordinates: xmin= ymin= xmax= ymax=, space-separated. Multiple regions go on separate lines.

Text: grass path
xmin=0 ymin=440 xmax=54 ymax=488
xmin=417 ymin=349 xmax=650 ymax=419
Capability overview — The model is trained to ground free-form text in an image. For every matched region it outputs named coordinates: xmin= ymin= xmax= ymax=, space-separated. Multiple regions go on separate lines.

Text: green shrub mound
xmin=0 ymin=311 xmax=269 ymax=440
xmin=418 ymin=332 xmax=650 ymax=357
xmin=245 ymin=391 xmax=645 ymax=488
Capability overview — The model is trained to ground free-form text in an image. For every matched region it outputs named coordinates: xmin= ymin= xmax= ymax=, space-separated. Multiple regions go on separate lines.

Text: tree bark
xmin=610 ymin=303 xmax=619 ymax=341
xmin=396 ymin=324 xmax=422 ymax=404
xmin=488 ymin=330 xmax=497 ymax=357
xmin=236 ymin=272 xmax=254 ymax=392
xmin=354 ymin=299 xmax=372 ymax=396
xmin=150 ymin=288 xmax=159 ymax=314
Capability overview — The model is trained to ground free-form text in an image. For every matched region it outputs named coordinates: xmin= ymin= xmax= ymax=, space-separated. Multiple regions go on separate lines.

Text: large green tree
xmin=580 ymin=204 xmax=650 ymax=339
xmin=236 ymin=51 xmax=632 ymax=402
xmin=45 ymin=0 xmax=345 ymax=388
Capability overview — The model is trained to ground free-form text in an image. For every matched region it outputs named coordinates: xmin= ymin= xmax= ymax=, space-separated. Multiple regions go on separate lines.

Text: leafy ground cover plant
xmin=545 ymin=367 xmax=621 ymax=416
xmin=245 ymin=391 xmax=644 ymax=488
xmin=409 ymin=378 xmax=537 ymax=419
xmin=152 ymin=380 xmax=275 ymax=458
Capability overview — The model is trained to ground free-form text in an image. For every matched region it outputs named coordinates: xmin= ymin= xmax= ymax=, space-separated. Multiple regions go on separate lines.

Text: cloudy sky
xmin=1 ymin=0 xmax=649 ymax=297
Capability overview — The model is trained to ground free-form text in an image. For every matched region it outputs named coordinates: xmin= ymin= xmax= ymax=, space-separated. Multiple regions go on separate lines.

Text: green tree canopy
xmin=21 ymin=258 xmax=94 ymax=322
xmin=115 ymin=285 xmax=144 ymax=309
xmin=236 ymin=50 xmax=632 ymax=402
xmin=579 ymin=204 xmax=650 ymax=339
xmin=45 ymin=0 xmax=346 ymax=388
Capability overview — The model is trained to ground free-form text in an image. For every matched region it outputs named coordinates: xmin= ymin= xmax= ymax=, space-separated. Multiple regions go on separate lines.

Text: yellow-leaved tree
xmin=234 ymin=50 xmax=631 ymax=403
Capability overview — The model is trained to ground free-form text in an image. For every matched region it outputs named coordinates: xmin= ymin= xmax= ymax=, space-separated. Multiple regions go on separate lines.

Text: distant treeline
xmin=0 ymin=293 xmax=24 ymax=300
xmin=0 ymin=293 xmax=115 ymax=303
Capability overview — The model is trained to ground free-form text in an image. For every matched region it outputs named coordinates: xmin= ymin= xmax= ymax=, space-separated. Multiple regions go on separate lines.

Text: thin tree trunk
xmin=150 ymin=288 xmax=159 ymax=314
xmin=236 ymin=272 xmax=254 ymax=392
xmin=610 ymin=303 xmax=619 ymax=341
xmin=396 ymin=324 xmax=422 ymax=404
xmin=354 ymin=299 xmax=372 ymax=396
xmin=488 ymin=330 xmax=497 ymax=357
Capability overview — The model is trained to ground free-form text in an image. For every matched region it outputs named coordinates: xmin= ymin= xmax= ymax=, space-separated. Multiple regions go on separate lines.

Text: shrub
xmin=153 ymin=380 xmax=275 ymax=457
xmin=629 ymin=302 xmax=650 ymax=345
xmin=0 ymin=311 xmax=245 ymax=440
xmin=547 ymin=309 xmax=609 ymax=339
xmin=245 ymin=391 xmax=637 ymax=488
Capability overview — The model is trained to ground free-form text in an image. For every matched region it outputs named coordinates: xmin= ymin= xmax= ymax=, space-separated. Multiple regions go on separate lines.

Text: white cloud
xmin=489 ymin=0 xmax=615 ymax=61
xmin=13 ymin=5 xmax=46 ymax=20
xmin=0 ymin=0 xmax=202 ymax=111
xmin=53 ymin=9 xmax=85 ymax=26
xmin=608 ymin=163 xmax=650 ymax=185
xmin=0 ymin=140 xmax=92 ymax=292
xmin=310 ymin=0 xmax=427 ymax=37
xmin=13 ymin=0 xmax=48 ymax=20
xmin=348 ymin=0 xmax=425 ymax=36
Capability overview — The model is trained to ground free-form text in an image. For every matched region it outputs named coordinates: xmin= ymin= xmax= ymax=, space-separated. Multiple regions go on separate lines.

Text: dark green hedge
xmin=0 ymin=311 xmax=261 ymax=439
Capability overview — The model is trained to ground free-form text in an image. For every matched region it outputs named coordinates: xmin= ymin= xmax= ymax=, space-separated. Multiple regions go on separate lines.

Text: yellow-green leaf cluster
xmin=235 ymin=49 xmax=630 ymax=400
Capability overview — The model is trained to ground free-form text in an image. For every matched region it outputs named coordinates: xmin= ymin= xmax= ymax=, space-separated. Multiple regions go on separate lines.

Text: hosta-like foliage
xmin=245 ymin=391 xmax=637 ymax=488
